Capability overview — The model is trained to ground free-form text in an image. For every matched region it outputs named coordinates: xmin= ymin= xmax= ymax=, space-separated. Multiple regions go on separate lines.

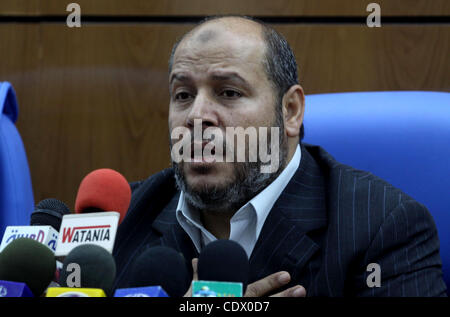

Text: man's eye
xmin=220 ymin=90 xmax=241 ymax=99
xmin=175 ymin=92 xmax=192 ymax=101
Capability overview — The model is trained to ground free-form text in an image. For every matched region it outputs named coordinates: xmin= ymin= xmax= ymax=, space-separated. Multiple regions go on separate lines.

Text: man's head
xmin=168 ymin=15 xmax=305 ymax=213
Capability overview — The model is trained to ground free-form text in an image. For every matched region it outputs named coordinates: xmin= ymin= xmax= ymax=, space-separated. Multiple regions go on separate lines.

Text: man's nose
xmin=186 ymin=92 xmax=218 ymax=129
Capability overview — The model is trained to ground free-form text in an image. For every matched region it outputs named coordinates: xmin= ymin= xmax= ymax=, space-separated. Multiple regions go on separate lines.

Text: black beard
xmin=170 ymin=110 xmax=288 ymax=214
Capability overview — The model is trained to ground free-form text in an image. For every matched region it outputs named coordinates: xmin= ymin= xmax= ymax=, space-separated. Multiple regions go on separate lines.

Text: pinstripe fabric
xmin=112 ymin=143 xmax=447 ymax=296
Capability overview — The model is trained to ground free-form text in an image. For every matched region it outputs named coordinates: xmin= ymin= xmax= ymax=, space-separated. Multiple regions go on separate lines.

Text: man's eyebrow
xmin=169 ymin=73 xmax=191 ymax=85
xmin=211 ymin=72 xmax=249 ymax=85
xmin=169 ymin=72 xmax=250 ymax=86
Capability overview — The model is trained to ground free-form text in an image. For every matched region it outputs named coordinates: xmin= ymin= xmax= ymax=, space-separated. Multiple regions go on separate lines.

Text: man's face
xmin=168 ymin=20 xmax=285 ymax=211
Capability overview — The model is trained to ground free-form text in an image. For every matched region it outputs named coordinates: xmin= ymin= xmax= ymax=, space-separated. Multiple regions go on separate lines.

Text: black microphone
xmin=58 ymin=244 xmax=116 ymax=297
xmin=1 ymin=199 xmax=70 ymax=254
xmin=196 ymin=239 xmax=249 ymax=297
xmin=30 ymin=198 xmax=70 ymax=231
xmin=116 ymin=246 xmax=191 ymax=297
xmin=0 ymin=238 xmax=56 ymax=296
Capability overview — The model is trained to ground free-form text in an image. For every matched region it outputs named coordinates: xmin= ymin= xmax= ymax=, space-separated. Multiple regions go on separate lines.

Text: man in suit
xmin=113 ymin=16 xmax=447 ymax=296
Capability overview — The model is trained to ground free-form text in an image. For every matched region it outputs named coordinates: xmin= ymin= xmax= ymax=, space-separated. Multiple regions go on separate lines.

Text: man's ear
xmin=282 ymin=85 xmax=305 ymax=138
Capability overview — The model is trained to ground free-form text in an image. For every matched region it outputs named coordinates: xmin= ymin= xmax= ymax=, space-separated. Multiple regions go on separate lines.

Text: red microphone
xmin=74 ymin=168 xmax=131 ymax=224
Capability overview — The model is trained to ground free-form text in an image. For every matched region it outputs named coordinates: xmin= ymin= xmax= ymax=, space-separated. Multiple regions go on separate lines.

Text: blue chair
xmin=303 ymin=90 xmax=450 ymax=294
xmin=0 ymin=82 xmax=34 ymax=237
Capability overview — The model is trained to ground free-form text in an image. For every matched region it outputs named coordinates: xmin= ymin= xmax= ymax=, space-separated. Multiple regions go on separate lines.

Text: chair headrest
xmin=0 ymin=81 xmax=19 ymax=123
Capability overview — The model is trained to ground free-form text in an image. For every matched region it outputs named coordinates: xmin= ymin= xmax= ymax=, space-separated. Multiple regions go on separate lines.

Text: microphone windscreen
xmin=127 ymin=246 xmax=191 ymax=297
xmin=59 ymin=244 xmax=116 ymax=296
xmin=30 ymin=198 xmax=71 ymax=231
xmin=198 ymin=239 xmax=249 ymax=292
xmin=74 ymin=168 xmax=131 ymax=224
xmin=0 ymin=238 xmax=56 ymax=296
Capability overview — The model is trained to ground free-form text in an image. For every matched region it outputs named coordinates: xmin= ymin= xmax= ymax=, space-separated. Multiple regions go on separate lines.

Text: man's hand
xmin=184 ymin=258 xmax=306 ymax=297
xmin=244 ymin=271 xmax=306 ymax=297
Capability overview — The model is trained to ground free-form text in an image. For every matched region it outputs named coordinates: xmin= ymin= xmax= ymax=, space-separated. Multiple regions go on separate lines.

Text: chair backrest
xmin=0 ymin=81 xmax=34 ymax=237
xmin=303 ymin=91 xmax=450 ymax=293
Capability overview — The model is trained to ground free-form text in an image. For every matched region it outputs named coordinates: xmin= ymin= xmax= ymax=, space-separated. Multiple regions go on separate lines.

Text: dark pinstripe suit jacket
xmin=112 ymin=143 xmax=447 ymax=296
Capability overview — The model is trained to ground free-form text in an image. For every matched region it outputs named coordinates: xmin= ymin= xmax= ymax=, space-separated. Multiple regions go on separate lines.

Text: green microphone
xmin=0 ymin=237 xmax=56 ymax=296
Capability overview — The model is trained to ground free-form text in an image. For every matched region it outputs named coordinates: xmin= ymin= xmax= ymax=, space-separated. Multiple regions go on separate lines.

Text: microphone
xmin=0 ymin=198 xmax=69 ymax=253
xmin=0 ymin=238 xmax=56 ymax=297
xmin=114 ymin=246 xmax=191 ymax=297
xmin=194 ymin=239 xmax=249 ymax=297
xmin=47 ymin=244 xmax=116 ymax=297
xmin=55 ymin=168 xmax=131 ymax=257
xmin=30 ymin=198 xmax=70 ymax=231
xmin=30 ymin=198 xmax=70 ymax=285
xmin=75 ymin=168 xmax=131 ymax=224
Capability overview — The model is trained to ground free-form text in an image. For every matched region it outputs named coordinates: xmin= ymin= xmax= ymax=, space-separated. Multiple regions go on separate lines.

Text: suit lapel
xmin=152 ymin=192 xmax=199 ymax=261
xmin=249 ymin=144 xmax=328 ymax=284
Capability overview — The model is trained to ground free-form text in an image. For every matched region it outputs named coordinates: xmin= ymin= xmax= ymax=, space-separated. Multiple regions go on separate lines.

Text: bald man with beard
xmin=113 ymin=16 xmax=447 ymax=297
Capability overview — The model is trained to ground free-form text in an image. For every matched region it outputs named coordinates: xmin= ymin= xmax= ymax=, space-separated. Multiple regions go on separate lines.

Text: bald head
xmin=170 ymin=16 xmax=265 ymax=73
xmin=186 ymin=16 xmax=264 ymax=42
xmin=172 ymin=17 xmax=267 ymax=84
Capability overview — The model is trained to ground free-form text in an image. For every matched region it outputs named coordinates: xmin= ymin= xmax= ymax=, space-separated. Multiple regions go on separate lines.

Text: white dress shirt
xmin=176 ymin=144 xmax=301 ymax=258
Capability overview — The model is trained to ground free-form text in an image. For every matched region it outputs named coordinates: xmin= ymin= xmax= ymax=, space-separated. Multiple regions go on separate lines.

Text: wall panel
xmin=2 ymin=0 xmax=449 ymax=16
xmin=0 ymin=21 xmax=448 ymax=208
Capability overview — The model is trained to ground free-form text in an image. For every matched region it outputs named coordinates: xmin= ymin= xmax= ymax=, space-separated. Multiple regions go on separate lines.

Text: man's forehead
xmin=188 ymin=17 xmax=263 ymax=39
xmin=171 ymin=18 xmax=266 ymax=74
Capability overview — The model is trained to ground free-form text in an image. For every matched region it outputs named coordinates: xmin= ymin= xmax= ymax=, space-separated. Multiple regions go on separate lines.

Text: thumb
xmin=192 ymin=258 xmax=198 ymax=281
xmin=184 ymin=258 xmax=198 ymax=297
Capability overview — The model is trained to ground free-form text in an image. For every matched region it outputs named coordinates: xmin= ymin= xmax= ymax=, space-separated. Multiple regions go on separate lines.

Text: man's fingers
xmin=184 ymin=258 xmax=198 ymax=297
xmin=270 ymin=285 xmax=306 ymax=297
xmin=244 ymin=271 xmax=291 ymax=297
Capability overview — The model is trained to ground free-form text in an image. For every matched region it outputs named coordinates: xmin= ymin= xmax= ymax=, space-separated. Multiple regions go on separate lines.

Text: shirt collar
xmin=247 ymin=144 xmax=301 ymax=237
